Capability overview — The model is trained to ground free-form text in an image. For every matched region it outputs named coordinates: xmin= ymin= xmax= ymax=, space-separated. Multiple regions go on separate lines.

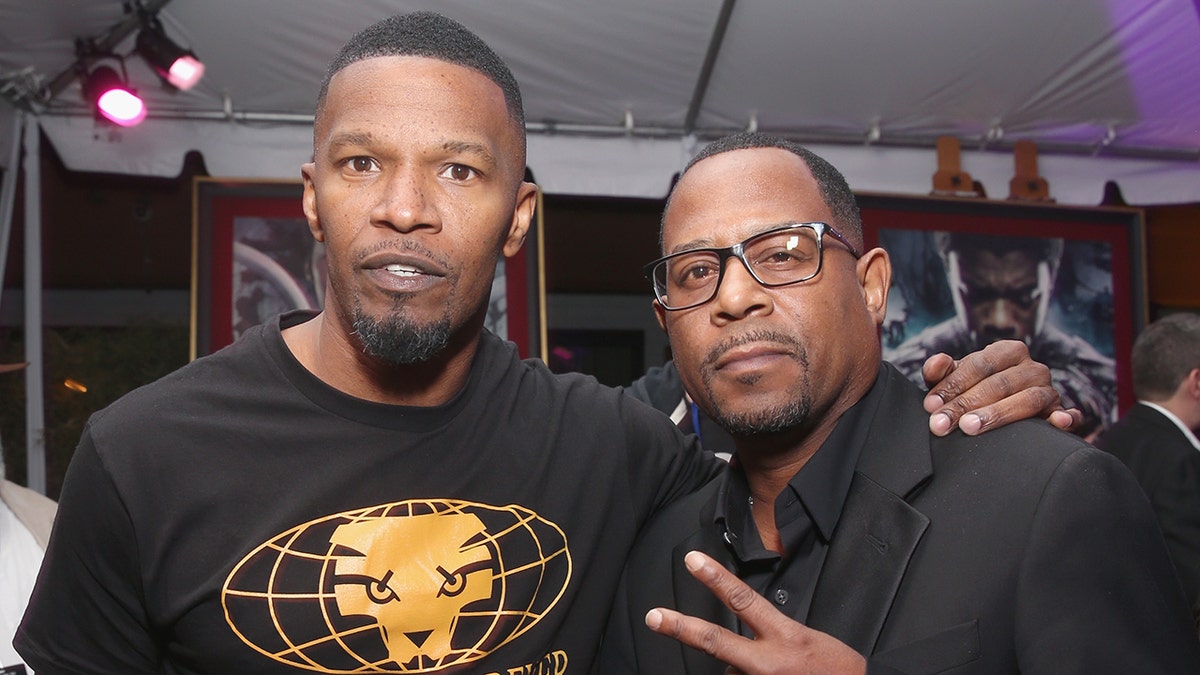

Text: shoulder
xmin=932 ymin=417 xmax=1091 ymax=470
xmin=496 ymin=336 xmax=679 ymax=436
xmin=82 ymin=320 xmax=285 ymax=454
xmin=624 ymin=475 xmax=721 ymax=572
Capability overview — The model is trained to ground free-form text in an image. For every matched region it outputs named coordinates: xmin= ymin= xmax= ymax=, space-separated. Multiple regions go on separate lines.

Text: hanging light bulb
xmin=136 ymin=22 xmax=205 ymax=91
xmin=82 ymin=63 xmax=146 ymax=127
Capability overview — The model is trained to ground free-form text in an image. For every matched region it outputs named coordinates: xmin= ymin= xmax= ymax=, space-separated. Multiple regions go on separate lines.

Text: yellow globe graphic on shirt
xmin=222 ymin=499 xmax=571 ymax=672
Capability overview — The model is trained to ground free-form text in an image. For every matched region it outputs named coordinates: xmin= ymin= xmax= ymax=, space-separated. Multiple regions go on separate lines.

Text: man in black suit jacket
xmin=598 ymin=133 xmax=1200 ymax=673
xmin=1097 ymin=313 xmax=1200 ymax=633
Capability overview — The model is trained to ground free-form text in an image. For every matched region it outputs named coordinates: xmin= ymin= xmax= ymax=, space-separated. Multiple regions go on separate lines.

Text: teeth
xmin=384 ymin=264 xmax=420 ymax=276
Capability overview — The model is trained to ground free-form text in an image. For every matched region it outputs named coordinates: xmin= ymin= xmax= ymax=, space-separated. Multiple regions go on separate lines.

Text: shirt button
xmin=774 ymin=589 xmax=788 ymax=605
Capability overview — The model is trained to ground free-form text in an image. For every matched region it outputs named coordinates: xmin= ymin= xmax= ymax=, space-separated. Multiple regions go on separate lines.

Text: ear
xmin=856 ymin=247 xmax=891 ymax=327
xmin=301 ymin=162 xmax=324 ymax=243
xmin=502 ymin=181 xmax=539 ymax=258
xmin=653 ymin=298 xmax=668 ymax=334
xmin=1186 ymin=368 xmax=1200 ymax=401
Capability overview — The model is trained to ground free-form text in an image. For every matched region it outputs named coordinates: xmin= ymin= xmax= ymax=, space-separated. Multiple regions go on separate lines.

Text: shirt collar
xmin=1139 ymin=401 xmax=1200 ymax=450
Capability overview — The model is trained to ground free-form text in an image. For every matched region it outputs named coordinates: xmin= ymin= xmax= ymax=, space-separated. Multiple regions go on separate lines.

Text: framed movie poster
xmin=191 ymin=178 xmax=545 ymax=361
xmin=858 ymin=193 xmax=1147 ymax=439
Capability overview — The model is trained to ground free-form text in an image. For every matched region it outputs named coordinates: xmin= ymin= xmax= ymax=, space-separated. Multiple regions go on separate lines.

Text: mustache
xmin=355 ymin=238 xmax=451 ymax=269
xmin=702 ymin=329 xmax=805 ymax=368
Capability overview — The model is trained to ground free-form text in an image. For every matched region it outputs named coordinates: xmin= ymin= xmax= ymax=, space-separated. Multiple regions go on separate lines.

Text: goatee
xmin=352 ymin=308 xmax=451 ymax=365
xmin=700 ymin=329 xmax=812 ymax=437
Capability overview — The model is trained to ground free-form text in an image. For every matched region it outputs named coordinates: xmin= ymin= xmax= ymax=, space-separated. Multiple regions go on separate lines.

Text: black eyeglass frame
xmin=644 ymin=221 xmax=863 ymax=311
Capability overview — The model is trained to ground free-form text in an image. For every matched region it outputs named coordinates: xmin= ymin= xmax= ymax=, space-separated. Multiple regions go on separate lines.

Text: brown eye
xmin=443 ymin=164 xmax=477 ymax=181
xmin=348 ymin=157 xmax=375 ymax=172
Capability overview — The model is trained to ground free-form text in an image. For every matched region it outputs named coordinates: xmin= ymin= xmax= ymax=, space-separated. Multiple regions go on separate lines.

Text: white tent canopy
xmin=2 ymin=0 xmax=1200 ymax=205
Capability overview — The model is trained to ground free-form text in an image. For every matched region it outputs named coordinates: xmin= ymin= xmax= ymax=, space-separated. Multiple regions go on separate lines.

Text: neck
xmin=1149 ymin=396 xmax=1200 ymax=432
xmin=283 ymin=311 xmax=480 ymax=407
xmin=732 ymin=363 xmax=877 ymax=553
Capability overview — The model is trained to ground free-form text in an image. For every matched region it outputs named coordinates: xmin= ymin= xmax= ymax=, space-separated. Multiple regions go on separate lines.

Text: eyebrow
xmin=325 ymin=131 xmax=375 ymax=153
xmin=441 ymin=140 xmax=498 ymax=169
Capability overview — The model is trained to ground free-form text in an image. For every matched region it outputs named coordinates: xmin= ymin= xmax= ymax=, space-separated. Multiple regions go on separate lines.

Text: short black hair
xmin=667 ymin=132 xmax=863 ymax=247
xmin=1131 ymin=313 xmax=1200 ymax=401
xmin=315 ymin=12 xmax=525 ymax=132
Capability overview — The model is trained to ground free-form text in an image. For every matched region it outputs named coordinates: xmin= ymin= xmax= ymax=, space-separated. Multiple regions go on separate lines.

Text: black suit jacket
xmin=1097 ymin=402 xmax=1200 ymax=630
xmin=599 ymin=365 xmax=1200 ymax=673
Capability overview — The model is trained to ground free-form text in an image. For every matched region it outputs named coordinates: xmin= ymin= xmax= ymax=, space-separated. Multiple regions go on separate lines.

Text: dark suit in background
xmin=1097 ymin=401 xmax=1200 ymax=631
xmin=601 ymin=365 xmax=1200 ymax=673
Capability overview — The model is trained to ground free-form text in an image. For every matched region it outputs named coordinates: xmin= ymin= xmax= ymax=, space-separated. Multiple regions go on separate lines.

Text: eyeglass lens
xmin=653 ymin=226 xmax=822 ymax=309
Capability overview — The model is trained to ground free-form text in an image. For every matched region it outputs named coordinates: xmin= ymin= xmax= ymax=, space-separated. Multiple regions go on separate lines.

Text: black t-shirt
xmin=16 ymin=311 xmax=720 ymax=674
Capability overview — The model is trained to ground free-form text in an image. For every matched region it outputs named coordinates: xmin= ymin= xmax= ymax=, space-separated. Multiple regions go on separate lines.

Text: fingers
xmin=643 ymin=552 xmax=778 ymax=668
xmin=1048 ymin=408 xmax=1084 ymax=432
xmin=920 ymin=352 xmax=957 ymax=396
xmin=646 ymin=606 xmax=748 ymax=663
xmin=683 ymin=551 xmax=780 ymax=635
xmin=649 ymin=551 xmax=868 ymax=675
xmin=922 ymin=341 xmax=1065 ymax=436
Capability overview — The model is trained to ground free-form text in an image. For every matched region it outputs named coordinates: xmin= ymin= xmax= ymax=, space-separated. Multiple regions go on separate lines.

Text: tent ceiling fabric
xmin=2 ymin=0 xmax=1199 ymax=205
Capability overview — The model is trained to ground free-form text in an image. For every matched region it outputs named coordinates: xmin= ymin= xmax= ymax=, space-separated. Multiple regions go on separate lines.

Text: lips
xmin=359 ymin=250 xmax=448 ymax=292
xmin=712 ymin=343 xmax=793 ymax=374
xmin=704 ymin=330 xmax=803 ymax=373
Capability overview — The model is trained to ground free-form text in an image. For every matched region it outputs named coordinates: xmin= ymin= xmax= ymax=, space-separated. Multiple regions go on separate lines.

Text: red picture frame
xmin=858 ymin=193 xmax=1147 ymax=432
xmin=191 ymin=178 xmax=544 ymax=361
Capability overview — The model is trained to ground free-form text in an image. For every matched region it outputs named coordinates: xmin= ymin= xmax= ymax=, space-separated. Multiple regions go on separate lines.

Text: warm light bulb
xmin=63 ymin=378 xmax=88 ymax=393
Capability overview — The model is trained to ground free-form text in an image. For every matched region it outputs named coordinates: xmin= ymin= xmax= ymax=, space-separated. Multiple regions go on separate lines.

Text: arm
xmin=920 ymin=340 xmax=1082 ymax=437
xmin=645 ymin=551 xmax=867 ymax=675
xmin=14 ymin=428 xmax=162 ymax=674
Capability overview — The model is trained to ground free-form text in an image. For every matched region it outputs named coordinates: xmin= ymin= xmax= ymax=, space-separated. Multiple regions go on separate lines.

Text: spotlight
xmin=136 ymin=23 xmax=205 ymax=91
xmin=82 ymin=63 xmax=146 ymax=127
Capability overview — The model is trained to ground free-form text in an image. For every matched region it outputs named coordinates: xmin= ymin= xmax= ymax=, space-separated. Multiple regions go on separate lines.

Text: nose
xmin=371 ymin=166 xmax=442 ymax=234
xmin=710 ymin=257 xmax=772 ymax=324
xmin=981 ymin=300 xmax=1019 ymax=337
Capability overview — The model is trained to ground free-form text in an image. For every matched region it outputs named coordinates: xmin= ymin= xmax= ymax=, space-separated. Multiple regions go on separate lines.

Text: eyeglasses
xmin=644 ymin=222 xmax=862 ymax=311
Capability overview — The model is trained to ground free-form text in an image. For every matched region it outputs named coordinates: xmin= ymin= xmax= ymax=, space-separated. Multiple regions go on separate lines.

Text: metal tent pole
xmin=0 ymin=110 xmax=23 ymax=483
xmin=0 ymin=110 xmax=20 ymax=314
xmin=22 ymin=116 xmax=44 ymax=494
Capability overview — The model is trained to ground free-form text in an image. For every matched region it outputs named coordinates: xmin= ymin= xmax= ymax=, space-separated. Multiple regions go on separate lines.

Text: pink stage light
xmin=84 ymin=65 xmax=147 ymax=127
xmin=96 ymin=87 xmax=147 ymax=126
xmin=137 ymin=25 xmax=205 ymax=91
xmin=166 ymin=54 xmax=205 ymax=91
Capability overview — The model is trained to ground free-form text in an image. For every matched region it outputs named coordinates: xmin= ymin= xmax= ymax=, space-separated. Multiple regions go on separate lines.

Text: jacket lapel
xmin=806 ymin=473 xmax=928 ymax=652
xmin=806 ymin=364 xmax=934 ymax=653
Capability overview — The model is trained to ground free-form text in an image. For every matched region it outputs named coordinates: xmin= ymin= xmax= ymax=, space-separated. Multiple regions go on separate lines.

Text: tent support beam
xmin=32 ymin=108 xmax=1200 ymax=163
xmin=40 ymin=0 xmax=175 ymax=104
xmin=683 ymin=0 xmax=737 ymax=134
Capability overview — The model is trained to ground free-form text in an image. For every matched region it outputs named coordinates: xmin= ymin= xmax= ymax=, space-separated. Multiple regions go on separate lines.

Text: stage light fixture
xmin=136 ymin=23 xmax=205 ymax=91
xmin=82 ymin=62 xmax=146 ymax=127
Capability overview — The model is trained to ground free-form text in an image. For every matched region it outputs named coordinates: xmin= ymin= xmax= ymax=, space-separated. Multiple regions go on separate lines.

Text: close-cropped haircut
xmin=315 ymin=12 xmax=525 ymax=132
xmin=1131 ymin=313 xmax=1200 ymax=401
xmin=666 ymin=132 xmax=863 ymax=248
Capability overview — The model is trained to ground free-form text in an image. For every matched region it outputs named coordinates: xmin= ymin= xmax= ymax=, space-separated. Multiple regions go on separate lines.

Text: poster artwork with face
xmin=880 ymin=229 xmax=1118 ymax=438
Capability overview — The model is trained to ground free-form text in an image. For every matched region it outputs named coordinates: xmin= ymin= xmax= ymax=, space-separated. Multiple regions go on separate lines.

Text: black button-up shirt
xmin=714 ymin=367 xmax=888 ymax=633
